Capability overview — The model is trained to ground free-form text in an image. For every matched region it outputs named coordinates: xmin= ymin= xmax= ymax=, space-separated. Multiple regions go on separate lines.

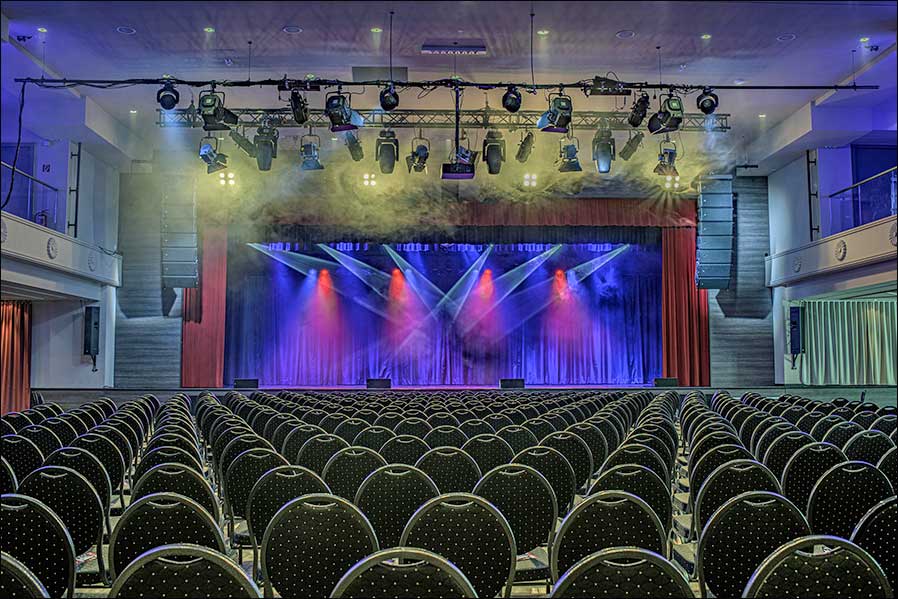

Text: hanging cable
xmin=529 ymin=9 xmax=536 ymax=92
xmin=2 ymin=82 xmax=26 ymax=210
xmin=389 ymin=10 xmax=394 ymax=82
xmin=247 ymin=40 xmax=253 ymax=81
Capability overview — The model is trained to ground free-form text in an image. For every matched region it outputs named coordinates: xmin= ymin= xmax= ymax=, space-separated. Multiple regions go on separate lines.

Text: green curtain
xmin=799 ymin=298 xmax=897 ymax=385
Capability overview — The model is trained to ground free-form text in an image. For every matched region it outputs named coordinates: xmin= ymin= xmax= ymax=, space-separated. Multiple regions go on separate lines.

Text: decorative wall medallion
xmin=0 ymin=219 xmax=7 ymax=244
xmin=88 ymin=252 xmax=98 ymax=271
xmin=890 ymin=222 xmax=897 ymax=247
xmin=835 ymin=239 xmax=847 ymax=261
xmin=792 ymin=255 xmax=802 ymax=273
xmin=46 ymin=237 xmax=59 ymax=259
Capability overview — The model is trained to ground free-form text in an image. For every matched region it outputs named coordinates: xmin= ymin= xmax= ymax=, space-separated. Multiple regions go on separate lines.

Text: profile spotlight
xmin=198 ymin=137 xmax=228 ymax=174
xmin=253 ymin=121 xmax=279 ymax=171
xmin=300 ymin=132 xmax=324 ymax=170
xmin=653 ymin=137 xmax=679 ymax=179
xmin=515 ymin=131 xmax=534 ymax=163
xmin=345 ymin=131 xmax=364 ymax=162
xmin=627 ymin=93 xmax=650 ymax=127
xmin=156 ymin=82 xmax=179 ymax=111
xmin=647 ymin=95 xmax=684 ymax=135
xmin=375 ymin=130 xmax=400 ymax=174
xmin=537 ymin=94 xmax=573 ymax=133
xmin=406 ymin=134 xmax=430 ymax=173
xmin=289 ymin=90 xmax=309 ymax=124
xmin=379 ymin=85 xmax=400 ymax=111
xmin=502 ymin=86 xmax=522 ymax=113
xmin=557 ymin=137 xmax=582 ymax=173
xmin=591 ymin=128 xmax=615 ymax=174
xmin=325 ymin=93 xmax=364 ymax=132
xmin=198 ymin=91 xmax=239 ymax=131
xmin=618 ymin=131 xmax=644 ymax=161
xmin=441 ymin=145 xmax=478 ymax=180
xmin=696 ymin=88 xmax=719 ymax=115
xmin=482 ymin=130 xmax=506 ymax=175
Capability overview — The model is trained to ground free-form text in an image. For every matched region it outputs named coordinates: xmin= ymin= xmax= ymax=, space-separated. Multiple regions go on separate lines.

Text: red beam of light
xmin=552 ymin=269 xmax=570 ymax=301
xmin=477 ymin=269 xmax=495 ymax=299
xmin=389 ymin=268 xmax=408 ymax=302
xmin=387 ymin=267 xmax=427 ymax=351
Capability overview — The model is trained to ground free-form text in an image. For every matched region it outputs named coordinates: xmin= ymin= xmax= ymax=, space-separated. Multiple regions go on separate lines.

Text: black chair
xmin=108 ymin=543 xmax=261 ymax=599
xmin=2 ymin=412 xmax=33 ymax=433
xmin=514 ymin=446 xmax=577 ymax=515
xmin=495 ymin=425 xmax=539 ymax=455
xmin=781 ymin=442 xmax=846 ymax=514
xmin=415 ymin=447 xmax=482 ymax=493
xmin=460 ymin=418 xmax=495 ymax=439
xmin=39 ymin=418 xmax=79 ymax=447
xmin=261 ymin=494 xmax=378 ymax=597
xmin=322 ymin=446 xmax=387 ymax=501
xmin=688 ymin=444 xmax=753 ymax=508
xmin=145 ymin=433 xmax=202 ymax=463
xmin=352 ymin=425 xmax=396 ymax=452
xmin=743 ymin=535 xmax=892 ymax=598
xmin=542 ymin=431 xmax=594 ymax=492
xmin=378 ymin=434 xmax=430 ymax=465
xmin=423 ymin=425 xmax=468 ymax=449
xmin=294 ymin=433 xmax=348 ymax=475
xmin=224 ymin=448 xmax=289 ymax=539
xmin=589 ymin=464 xmax=672 ymax=534
xmin=71 ymin=432 xmax=126 ymax=505
xmin=694 ymin=459 xmax=781 ymax=537
xmin=135 ymin=445 xmax=203 ymax=483
xmin=333 ymin=418 xmax=370 ymax=446
xmin=401 ymin=493 xmax=516 ymax=599
xmin=0 ymin=553 xmax=50 ymax=599
xmin=822 ymin=420 xmax=865 ymax=450
xmin=2 ymin=493 xmax=76 ymax=598
xmin=1 ymin=456 xmax=18 ymax=494
xmin=372 ymin=412 xmax=404 ymax=430
xmin=1 ymin=435 xmax=44 ymax=482
xmin=461 ymin=434 xmax=515 ymax=477
xmin=92 ymin=425 xmax=135 ymax=472
xmin=43 ymin=447 xmax=112 ymax=530
xmin=808 ymin=460 xmax=894 ymax=537
xmin=331 ymin=547 xmax=477 ymax=598
xmin=110 ymin=492 xmax=226 ymax=578
xmin=130 ymin=463 xmax=219 ymax=522
xmin=16 ymin=425 xmax=62 ymax=460
xmin=549 ymin=547 xmax=694 ymax=598
xmin=219 ymin=435 xmax=274 ymax=483
xmin=18 ymin=466 xmax=107 ymax=583
xmin=762 ymin=430 xmax=814 ymax=480
xmin=696 ymin=491 xmax=810 ymax=599
xmin=354 ymin=464 xmax=439 ymax=549
xmin=281 ymin=424 xmax=326 ymax=463
xmin=319 ymin=413 xmax=349 ymax=434
xmin=394 ymin=417 xmax=433 ymax=439
xmin=523 ymin=418 xmax=557 ymax=443
xmin=551 ymin=490 xmax=666 ymax=583
xmin=604 ymin=444 xmax=668 ymax=485
xmin=878 ymin=447 xmax=897 ymax=489
xmin=851 ymin=496 xmax=897 ymax=593
xmin=627 ymin=432 xmax=675 ymax=475
xmin=871 ymin=415 xmax=897 ymax=437
xmin=247 ymin=465 xmax=330 ymax=580
xmin=844 ymin=430 xmax=895 ymax=464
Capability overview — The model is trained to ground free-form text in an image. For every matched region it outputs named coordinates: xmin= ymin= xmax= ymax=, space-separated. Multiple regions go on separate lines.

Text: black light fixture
xmin=558 ymin=136 xmax=582 ymax=172
xmin=696 ymin=87 xmax=719 ymax=115
xmin=482 ymin=130 xmax=506 ymax=175
xmin=300 ymin=132 xmax=324 ymax=170
xmin=289 ymin=90 xmax=309 ymax=124
xmin=647 ymin=95 xmax=684 ymax=135
xmin=198 ymin=90 xmax=239 ymax=131
xmin=441 ymin=145 xmax=478 ymax=180
xmin=502 ymin=86 xmax=522 ymax=113
xmin=156 ymin=82 xmax=179 ymax=111
xmin=591 ymin=127 xmax=615 ymax=174
xmin=515 ymin=131 xmax=534 ymax=163
xmin=537 ymin=93 xmax=573 ymax=133
xmin=324 ymin=92 xmax=364 ymax=131
xmin=345 ymin=132 xmax=364 ymax=161
xmin=653 ymin=136 xmax=679 ymax=186
xmin=406 ymin=132 xmax=430 ymax=173
xmin=618 ymin=131 xmax=643 ymax=161
xmin=379 ymin=85 xmax=400 ymax=111
xmin=627 ymin=93 xmax=650 ymax=127
xmin=253 ymin=120 xmax=279 ymax=171
xmin=375 ymin=129 xmax=400 ymax=173
xmin=198 ymin=136 xmax=228 ymax=174
xmin=229 ymin=128 xmax=256 ymax=157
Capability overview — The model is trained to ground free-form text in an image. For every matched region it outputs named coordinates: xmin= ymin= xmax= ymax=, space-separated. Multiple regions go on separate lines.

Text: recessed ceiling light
xmin=36 ymin=27 xmax=47 ymax=33
xmin=734 ymin=78 xmax=746 ymax=85
xmin=776 ymin=33 xmax=796 ymax=42
xmin=116 ymin=25 xmax=137 ymax=35
xmin=536 ymin=29 xmax=550 ymax=36
xmin=616 ymin=30 xmax=636 ymax=39
xmin=129 ymin=109 xmax=138 ymax=114
xmin=282 ymin=25 xmax=303 ymax=34
xmin=204 ymin=26 xmax=215 ymax=33
xmin=370 ymin=27 xmax=383 ymax=33
xmin=859 ymin=36 xmax=870 ymax=43
xmin=758 ymin=114 xmax=767 ymax=118
xmin=700 ymin=33 xmax=712 ymax=40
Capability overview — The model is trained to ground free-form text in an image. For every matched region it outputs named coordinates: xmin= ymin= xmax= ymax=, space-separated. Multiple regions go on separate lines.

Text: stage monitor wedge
xmin=696 ymin=175 xmax=734 ymax=289
xmin=367 ymin=378 xmax=392 ymax=389
xmin=500 ymin=378 xmax=525 ymax=389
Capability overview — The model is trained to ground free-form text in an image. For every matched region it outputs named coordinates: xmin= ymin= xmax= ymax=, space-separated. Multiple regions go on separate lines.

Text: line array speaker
xmin=161 ymin=187 xmax=198 ymax=288
xmin=696 ymin=175 xmax=734 ymax=289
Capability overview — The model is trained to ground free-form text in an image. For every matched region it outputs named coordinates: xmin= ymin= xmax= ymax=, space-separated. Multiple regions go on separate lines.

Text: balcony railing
xmin=825 ymin=166 xmax=897 ymax=237
xmin=0 ymin=160 xmax=64 ymax=233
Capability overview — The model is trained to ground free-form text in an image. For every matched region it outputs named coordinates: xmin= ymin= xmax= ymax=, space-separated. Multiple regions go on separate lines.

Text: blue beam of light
xmin=247 ymin=243 xmax=340 ymax=275
xmin=382 ymin=244 xmax=447 ymax=311
xmin=317 ymin=243 xmax=393 ymax=299
xmin=458 ymin=243 xmax=563 ymax=336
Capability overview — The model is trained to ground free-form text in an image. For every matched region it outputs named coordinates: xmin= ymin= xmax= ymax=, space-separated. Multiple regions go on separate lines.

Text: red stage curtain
xmin=458 ymin=198 xmax=697 ymax=227
xmin=662 ymin=226 xmax=710 ymax=387
xmin=1 ymin=301 xmax=31 ymax=414
xmin=181 ymin=226 xmax=228 ymax=387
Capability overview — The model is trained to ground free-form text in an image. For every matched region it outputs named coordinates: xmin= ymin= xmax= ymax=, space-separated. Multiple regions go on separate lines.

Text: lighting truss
xmin=157 ymin=107 xmax=730 ymax=132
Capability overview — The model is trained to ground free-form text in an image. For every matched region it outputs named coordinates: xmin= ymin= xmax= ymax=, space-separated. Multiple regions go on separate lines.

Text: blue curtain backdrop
xmin=224 ymin=231 xmax=662 ymax=386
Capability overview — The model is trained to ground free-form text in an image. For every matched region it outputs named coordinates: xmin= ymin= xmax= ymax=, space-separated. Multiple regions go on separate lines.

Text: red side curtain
xmin=181 ymin=226 xmax=228 ymax=387
xmin=1 ymin=301 xmax=31 ymax=414
xmin=662 ymin=226 xmax=710 ymax=387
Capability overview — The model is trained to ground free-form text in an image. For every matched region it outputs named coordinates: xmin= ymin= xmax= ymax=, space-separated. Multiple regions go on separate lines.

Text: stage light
xmin=591 ymin=127 xmax=615 ymax=174
xmin=289 ymin=90 xmax=309 ymax=124
xmin=406 ymin=133 xmax=430 ymax=173
xmin=482 ymin=130 xmax=506 ymax=175
xmin=653 ymin=137 xmax=678 ymax=179
xmin=325 ymin=93 xmax=364 ymax=132
xmin=441 ymin=145 xmax=478 ymax=180
xmin=647 ymin=95 xmax=684 ymax=135
xmin=198 ymin=91 xmax=239 ymax=131
xmin=363 ymin=173 xmax=377 ymax=187
xmin=300 ymin=132 xmax=324 ymax=170
xmin=537 ymin=94 xmax=573 ymax=133
xmin=219 ymin=172 xmax=236 ymax=186
xmin=515 ymin=131 xmax=534 ymax=163
xmin=558 ymin=136 xmax=582 ymax=173
xmin=198 ymin=137 xmax=228 ymax=174
xmin=375 ymin=130 xmax=400 ymax=174
xmin=229 ymin=128 xmax=257 ymax=157
xmin=156 ymin=82 xmax=179 ymax=111
xmin=618 ymin=131 xmax=643 ymax=161
xmin=523 ymin=173 xmax=537 ymax=187
xmin=345 ymin=131 xmax=364 ymax=161
xmin=253 ymin=120 xmax=279 ymax=171
xmin=627 ymin=93 xmax=650 ymax=127
xmin=502 ymin=86 xmax=522 ymax=113
xmin=696 ymin=88 xmax=719 ymax=115
xmin=379 ymin=85 xmax=400 ymax=111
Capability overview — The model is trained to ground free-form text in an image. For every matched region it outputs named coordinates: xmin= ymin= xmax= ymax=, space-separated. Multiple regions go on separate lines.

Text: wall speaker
xmin=500 ymin=378 xmax=525 ymax=389
xmin=161 ymin=190 xmax=198 ymax=288
xmin=696 ymin=175 xmax=734 ymax=289
xmin=654 ymin=377 xmax=679 ymax=387
xmin=789 ymin=306 xmax=804 ymax=355
xmin=234 ymin=378 xmax=259 ymax=389
xmin=367 ymin=378 xmax=392 ymax=389
xmin=83 ymin=306 xmax=100 ymax=357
